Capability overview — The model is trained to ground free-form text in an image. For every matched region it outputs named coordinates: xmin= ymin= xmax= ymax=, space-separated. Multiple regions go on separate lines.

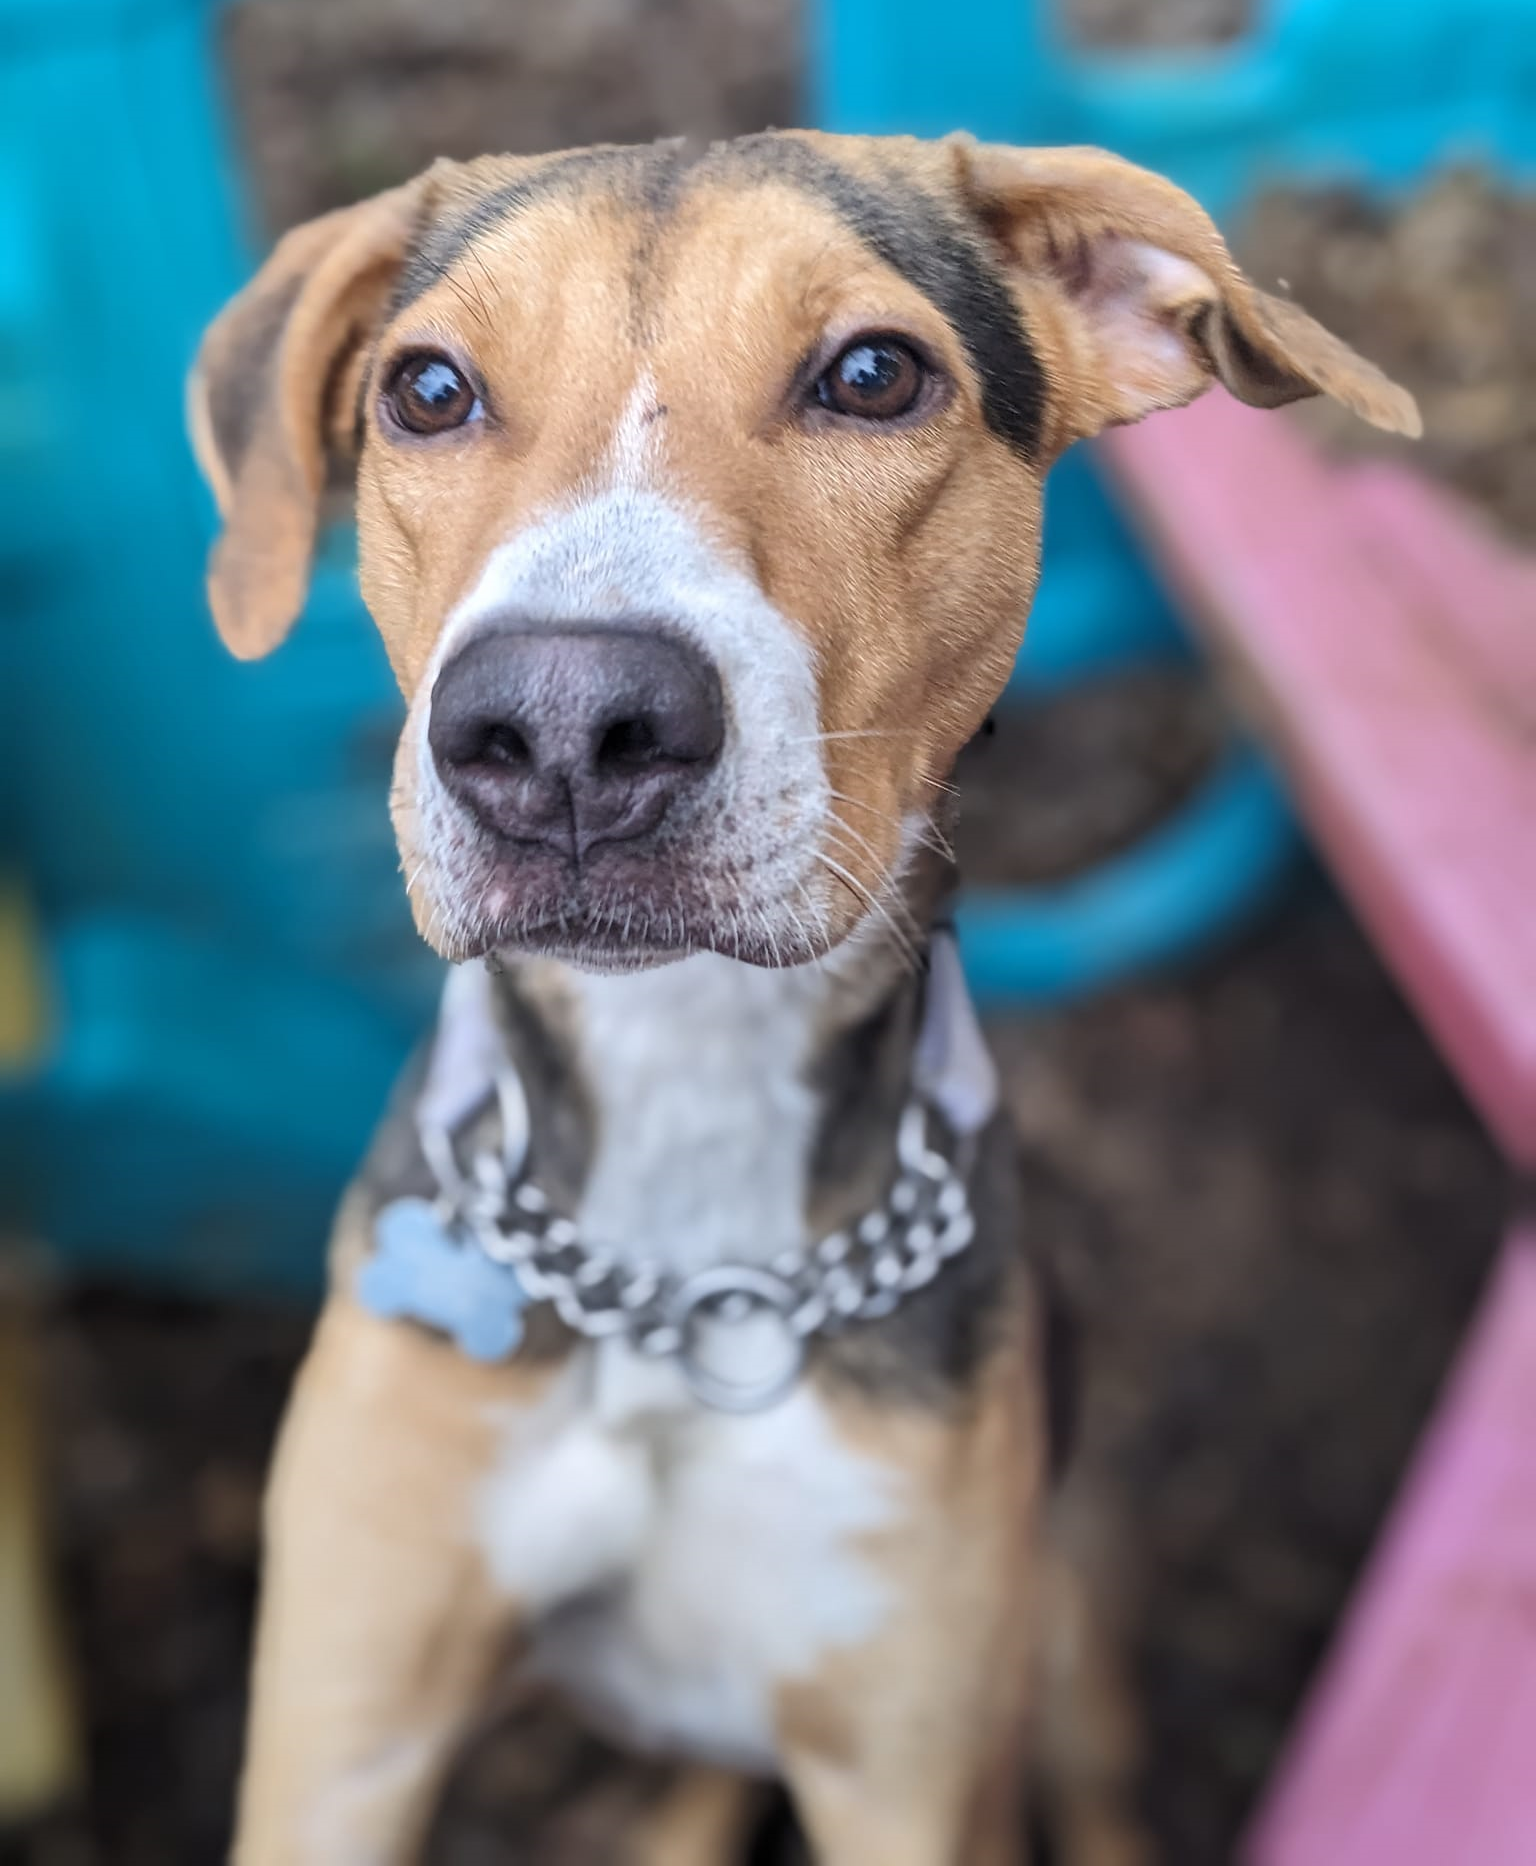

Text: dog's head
xmin=191 ymin=132 xmax=1416 ymax=970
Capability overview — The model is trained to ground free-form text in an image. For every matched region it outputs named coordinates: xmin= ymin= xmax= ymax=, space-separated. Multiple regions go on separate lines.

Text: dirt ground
xmin=223 ymin=0 xmax=804 ymax=232
xmin=3 ymin=3 xmax=1523 ymax=1862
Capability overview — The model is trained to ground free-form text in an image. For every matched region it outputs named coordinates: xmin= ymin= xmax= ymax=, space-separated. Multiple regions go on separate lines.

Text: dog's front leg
xmin=775 ymin=1351 xmax=1046 ymax=1866
xmin=233 ymin=1295 xmax=541 ymax=1866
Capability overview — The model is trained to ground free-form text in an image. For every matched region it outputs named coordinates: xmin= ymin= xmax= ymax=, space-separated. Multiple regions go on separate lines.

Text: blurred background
xmin=1 ymin=0 xmax=1531 ymax=1860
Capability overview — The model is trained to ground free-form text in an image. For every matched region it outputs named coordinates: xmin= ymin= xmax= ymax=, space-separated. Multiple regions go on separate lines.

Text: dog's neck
xmin=490 ymin=932 xmax=919 ymax=1278
xmin=453 ymin=857 xmax=961 ymax=1279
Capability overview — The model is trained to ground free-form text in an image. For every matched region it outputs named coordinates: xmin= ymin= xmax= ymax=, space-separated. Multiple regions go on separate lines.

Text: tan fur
xmin=191 ymin=132 xmax=1418 ymax=1864
xmin=531 ymin=1759 xmax=767 ymax=1866
xmin=627 ymin=1767 xmax=770 ymax=1866
xmin=1032 ymin=1536 xmax=1153 ymax=1866
xmin=235 ymin=1206 xmax=554 ymax=1864
xmin=775 ymin=1327 xmax=1044 ymax=1866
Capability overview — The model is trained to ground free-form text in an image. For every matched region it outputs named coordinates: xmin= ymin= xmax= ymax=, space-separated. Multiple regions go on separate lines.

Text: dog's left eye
xmin=384 ymin=353 xmax=481 ymax=435
xmin=814 ymin=336 xmax=928 ymax=422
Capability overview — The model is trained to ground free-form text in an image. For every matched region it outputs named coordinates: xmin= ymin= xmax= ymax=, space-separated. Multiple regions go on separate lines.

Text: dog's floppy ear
xmin=950 ymin=139 xmax=1420 ymax=448
xmin=188 ymin=175 xmax=432 ymax=659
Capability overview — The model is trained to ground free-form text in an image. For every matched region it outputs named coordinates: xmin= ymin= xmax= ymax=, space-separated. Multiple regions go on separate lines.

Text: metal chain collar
xmin=417 ymin=1064 xmax=979 ymax=1412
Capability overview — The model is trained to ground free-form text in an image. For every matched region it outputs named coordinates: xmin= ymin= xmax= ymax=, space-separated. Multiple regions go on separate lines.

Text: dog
xmin=190 ymin=130 xmax=1416 ymax=1865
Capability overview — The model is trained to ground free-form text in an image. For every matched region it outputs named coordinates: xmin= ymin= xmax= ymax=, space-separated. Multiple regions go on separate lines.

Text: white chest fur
xmin=474 ymin=1355 xmax=903 ymax=1770
xmin=563 ymin=954 xmax=830 ymax=1277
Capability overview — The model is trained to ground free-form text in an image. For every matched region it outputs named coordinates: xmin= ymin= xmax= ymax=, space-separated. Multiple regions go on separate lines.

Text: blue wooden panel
xmin=815 ymin=0 xmax=1536 ymax=216
xmin=0 ymin=0 xmax=430 ymax=1288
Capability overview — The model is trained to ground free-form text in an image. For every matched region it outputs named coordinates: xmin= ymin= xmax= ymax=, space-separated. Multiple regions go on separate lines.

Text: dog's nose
xmin=428 ymin=626 xmax=725 ymax=859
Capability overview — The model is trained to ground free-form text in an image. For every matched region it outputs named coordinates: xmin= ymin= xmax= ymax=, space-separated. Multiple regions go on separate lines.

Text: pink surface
xmin=1243 ymin=1226 xmax=1536 ymax=1866
xmin=1103 ymin=395 xmax=1536 ymax=1862
xmin=1101 ymin=394 xmax=1536 ymax=1165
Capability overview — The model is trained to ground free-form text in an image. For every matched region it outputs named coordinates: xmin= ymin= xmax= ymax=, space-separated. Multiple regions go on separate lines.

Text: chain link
xmin=419 ymin=1069 xmax=977 ymax=1368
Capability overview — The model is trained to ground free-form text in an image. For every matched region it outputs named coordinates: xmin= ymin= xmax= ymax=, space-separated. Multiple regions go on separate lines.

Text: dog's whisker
xmin=825 ymin=787 xmax=896 ymax=829
xmin=915 ymin=770 xmax=961 ymax=800
xmin=814 ymin=849 xmax=921 ymax=974
xmin=788 ymin=880 xmax=830 ymax=973
xmin=789 ymin=734 xmax=962 ymax=803
xmin=915 ymin=812 xmax=957 ymax=864
xmin=822 ymin=811 xmax=900 ymax=889
xmin=821 ymin=815 xmax=920 ymax=915
xmin=825 ymin=826 xmax=927 ymax=957
xmin=824 ymin=788 xmax=957 ymax=867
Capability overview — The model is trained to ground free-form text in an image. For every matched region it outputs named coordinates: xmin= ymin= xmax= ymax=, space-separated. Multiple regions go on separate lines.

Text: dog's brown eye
xmin=386 ymin=353 xmax=480 ymax=435
xmin=815 ymin=337 xmax=926 ymax=421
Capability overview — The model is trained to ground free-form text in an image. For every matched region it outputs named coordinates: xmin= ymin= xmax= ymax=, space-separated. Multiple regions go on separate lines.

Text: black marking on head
xmin=711 ymin=136 xmax=1048 ymax=460
xmin=391 ymin=145 xmax=656 ymax=315
xmin=204 ymin=274 xmax=303 ymax=481
xmin=636 ymin=136 xmax=706 ymax=219
xmin=625 ymin=140 xmax=707 ymax=340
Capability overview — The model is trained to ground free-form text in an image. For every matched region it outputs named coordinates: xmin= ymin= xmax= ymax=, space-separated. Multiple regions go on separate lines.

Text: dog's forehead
xmin=390 ymin=133 xmax=1047 ymax=460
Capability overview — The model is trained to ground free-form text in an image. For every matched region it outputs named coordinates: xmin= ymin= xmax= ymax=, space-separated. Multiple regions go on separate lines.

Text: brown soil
xmin=1062 ymin=0 xmax=1250 ymax=51
xmin=222 ymin=0 xmax=802 ymax=234
xmin=954 ymin=671 xmax=1223 ymax=885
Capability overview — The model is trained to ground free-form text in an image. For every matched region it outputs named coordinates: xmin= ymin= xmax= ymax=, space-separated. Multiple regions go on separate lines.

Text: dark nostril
xmin=477 ymin=721 xmax=533 ymax=768
xmin=596 ymin=716 xmax=662 ymax=772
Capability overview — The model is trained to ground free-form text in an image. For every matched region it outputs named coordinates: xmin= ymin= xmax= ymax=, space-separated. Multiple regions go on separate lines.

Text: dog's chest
xmin=464 ymin=953 xmax=909 ymax=1765
xmin=475 ymin=1360 xmax=904 ymax=1770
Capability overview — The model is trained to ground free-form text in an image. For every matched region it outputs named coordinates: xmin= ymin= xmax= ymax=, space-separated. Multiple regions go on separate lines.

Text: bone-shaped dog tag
xmin=358 ymin=1196 xmax=529 ymax=1362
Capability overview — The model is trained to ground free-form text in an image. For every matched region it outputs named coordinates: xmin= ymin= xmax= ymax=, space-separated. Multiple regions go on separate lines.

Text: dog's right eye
xmin=384 ymin=353 xmax=481 ymax=435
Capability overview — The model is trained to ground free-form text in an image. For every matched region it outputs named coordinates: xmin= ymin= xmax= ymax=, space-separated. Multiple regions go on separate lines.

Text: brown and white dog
xmin=191 ymin=131 xmax=1416 ymax=1865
